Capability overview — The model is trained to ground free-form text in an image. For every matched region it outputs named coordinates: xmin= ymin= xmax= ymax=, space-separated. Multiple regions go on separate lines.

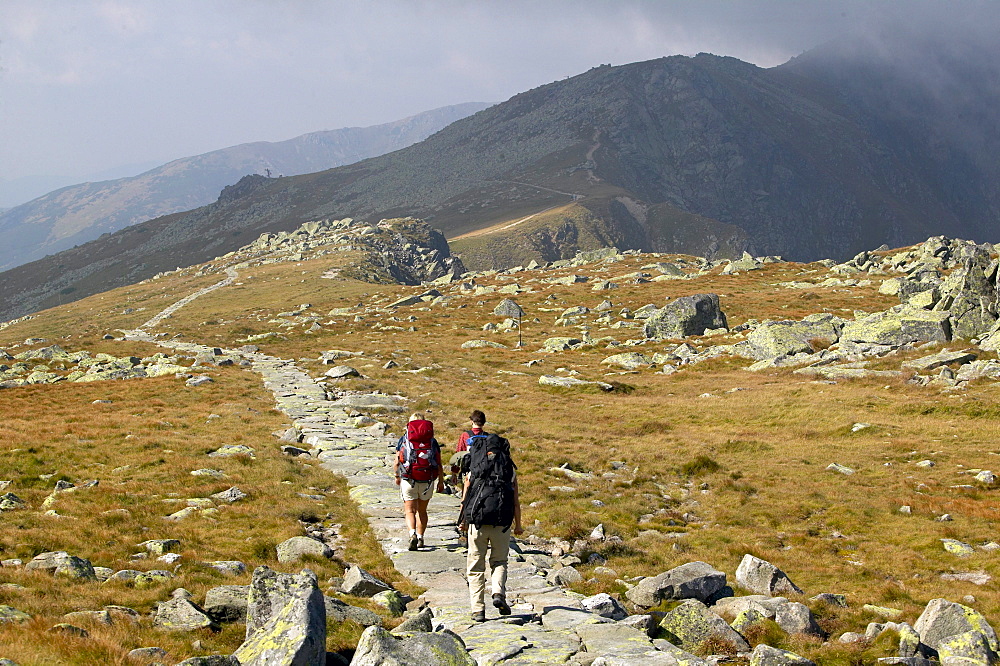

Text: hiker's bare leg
xmin=415 ymin=498 xmax=430 ymax=536
xmin=403 ymin=499 xmax=418 ymax=532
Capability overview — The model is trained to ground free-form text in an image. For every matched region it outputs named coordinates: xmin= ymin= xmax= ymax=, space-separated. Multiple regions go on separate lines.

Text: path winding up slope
xmin=121 ymin=270 xmax=677 ymax=665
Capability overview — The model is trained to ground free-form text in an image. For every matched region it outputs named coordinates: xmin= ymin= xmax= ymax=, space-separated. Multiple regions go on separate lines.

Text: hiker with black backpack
xmin=448 ymin=409 xmax=489 ymax=497
xmin=458 ymin=430 xmax=523 ymax=622
xmin=394 ymin=413 xmax=445 ymax=551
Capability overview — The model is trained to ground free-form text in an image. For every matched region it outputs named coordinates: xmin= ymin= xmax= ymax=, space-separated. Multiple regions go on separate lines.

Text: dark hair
xmin=470 ymin=410 xmax=486 ymax=427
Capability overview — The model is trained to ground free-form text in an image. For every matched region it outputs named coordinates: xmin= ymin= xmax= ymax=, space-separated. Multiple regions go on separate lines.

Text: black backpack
xmin=462 ymin=433 xmax=516 ymax=528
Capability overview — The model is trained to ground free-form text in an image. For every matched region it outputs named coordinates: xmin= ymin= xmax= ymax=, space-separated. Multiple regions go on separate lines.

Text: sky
xmin=0 ymin=0 xmax=993 ymax=206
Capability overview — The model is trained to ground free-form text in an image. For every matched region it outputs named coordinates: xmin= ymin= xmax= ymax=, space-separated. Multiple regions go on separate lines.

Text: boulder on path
xmin=625 ymin=561 xmax=727 ymax=608
xmin=350 ymin=626 xmax=475 ymax=666
xmin=735 ymin=555 xmax=803 ymax=596
xmin=393 ymin=608 xmax=433 ymax=634
xmin=326 ymin=365 xmax=361 ymax=379
xmin=234 ymin=567 xmax=326 ymax=666
xmin=644 ymin=294 xmax=727 ymax=340
xmin=276 ymin=536 xmax=334 ymax=564
xmin=913 ymin=598 xmax=999 ymax=653
xmin=749 ymin=644 xmax=816 ymax=665
xmin=659 ymin=599 xmax=751 ymax=653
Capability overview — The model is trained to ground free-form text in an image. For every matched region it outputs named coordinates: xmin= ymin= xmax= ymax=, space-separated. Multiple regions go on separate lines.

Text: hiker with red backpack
xmin=394 ymin=413 xmax=445 ymax=551
xmin=458 ymin=428 xmax=523 ymax=622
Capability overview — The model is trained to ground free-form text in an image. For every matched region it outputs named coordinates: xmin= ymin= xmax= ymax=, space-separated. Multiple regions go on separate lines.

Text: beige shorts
xmin=400 ymin=478 xmax=435 ymax=502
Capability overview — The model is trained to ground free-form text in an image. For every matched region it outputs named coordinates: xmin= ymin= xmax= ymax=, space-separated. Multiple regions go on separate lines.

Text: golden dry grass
xmin=0 ymin=364 xmax=407 ymax=663
xmin=3 ymin=249 xmax=1000 ymax=663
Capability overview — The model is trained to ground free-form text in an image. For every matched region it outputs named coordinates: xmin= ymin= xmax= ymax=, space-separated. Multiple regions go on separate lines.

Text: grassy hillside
xmin=2 ymin=225 xmax=999 ymax=662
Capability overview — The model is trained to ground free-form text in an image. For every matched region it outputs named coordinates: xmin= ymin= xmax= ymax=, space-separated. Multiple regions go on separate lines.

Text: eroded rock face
xmin=350 ymin=626 xmax=476 ymax=666
xmin=644 ymin=294 xmax=727 ymax=340
xmin=233 ymin=567 xmax=326 ymax=666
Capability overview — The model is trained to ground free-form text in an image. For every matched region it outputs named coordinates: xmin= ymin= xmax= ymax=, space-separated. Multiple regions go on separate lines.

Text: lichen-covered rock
xmin=350 ymin=626 xmax=476 ymax=666
xmin=210 ymin=487 xmax=248 ymax=503
xmin=133 ymin=570 xmax=175 ymax=588
xmin=127 ymin=647 xmax=167 ymax=661
xmin=538 ymin=375 xmax=614 ymax=391
xmin=276 ymin=536 xmax=333 ymax=564
xmin=0 ymin=493 xmax=26 ymax=511
xmin=644 ymin=294 xmax=728 ymax=340
xmin=393 ymin=608 xmax=434 ymax=634
xmin=0 ymin=605 xmax=31 ymax=624
xmin=581 ymin=593 xmax=628 ymax=620
xmin=341 ymin=565 xmax=392 ymax=597
xmin=153 ymin=597 xmax=214 ymax=631
xmin=775 ymin=602 xmax=826 ymax=639
xmin=626 ymin=561 xmax=727 ymax=608
xmin=541 ymin=337 xmax=583 ymax=351
xmin=601 ymin=352 xmax=653 ymax=370
xmin=732 ymin=608 xmax=767 ymax=635
xmin=936 ymin=629 xmax=996 ymax=665
xmin=204 ymin=585 xmax=249 ymax=623
xmin=139 ymin=539 xmax=181 ymax=555
xmin=233 ymin=567 xmax=326 ymax=666
xmin=47 ymin=623 xmax=88 ymax=637
xmin=325 ymin=596 xmax=381 ymax=627
xmin=373 ymin=590 xmax=406 ymax=617
xmin=658 ymin=599 xmax=750 ymax=653
xmin=174 ymin=657 xmax=239 ymax=666
xmin=461 ymin=340 xmax=508 ymax=349
xmin=914 ymin=598 xmax=999 ymax=653
xmin=749 ymin=644 xmax=816 ymax=665
xmin=735 ymin=554 xmax=803 ymax=596
xmin=841 ymin=307 xmax=951 ymax=345
xmin=745 ymin=315 xmax=841 ymax=360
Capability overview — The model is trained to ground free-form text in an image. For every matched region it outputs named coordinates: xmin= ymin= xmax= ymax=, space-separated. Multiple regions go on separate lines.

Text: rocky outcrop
xmin=643 ymin=294 xmax=727 ymax=340
xmin=233 ymin=567 xmax=326 ymax=666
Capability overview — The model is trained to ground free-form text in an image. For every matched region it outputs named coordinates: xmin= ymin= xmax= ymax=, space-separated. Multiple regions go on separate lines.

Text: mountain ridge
xmin=0 ymin=102 xmax=491 ymax=272
xmin=2 ymin=40 xmax=998 ymax=321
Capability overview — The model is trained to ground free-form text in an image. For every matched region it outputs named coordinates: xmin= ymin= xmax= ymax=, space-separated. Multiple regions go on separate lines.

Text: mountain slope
xmin=0 ymin=102 xmax=490 ymax=271
xmin=3 ymin=38 xmax=999 ymax=321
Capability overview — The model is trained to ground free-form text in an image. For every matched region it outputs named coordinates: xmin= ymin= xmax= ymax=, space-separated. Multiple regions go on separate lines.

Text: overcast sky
xmin=0 ymin=0 xmax=991 ymax=204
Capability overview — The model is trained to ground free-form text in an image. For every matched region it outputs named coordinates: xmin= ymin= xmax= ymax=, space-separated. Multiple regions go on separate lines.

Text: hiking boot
xmin=492 ymin=594 xmax=511 ymax=616
xmin=417 ymin=536 xmax=425 ymax=549
xmin=471 ymin=610 xmax=486 ymax=622
xmin=408 ymin=534 xmax=418 ymax=551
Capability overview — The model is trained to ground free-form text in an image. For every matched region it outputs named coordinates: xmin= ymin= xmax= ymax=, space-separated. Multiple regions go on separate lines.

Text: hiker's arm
xmin=393 ymin=453 xmax=400 ymax=485
xmin=435 ymin=443 xmax=445 ymax=491
xmin=512 ymin=476 xmax=523 ymax=535
xmin=458 ymin=475 xmax=471 ymax=529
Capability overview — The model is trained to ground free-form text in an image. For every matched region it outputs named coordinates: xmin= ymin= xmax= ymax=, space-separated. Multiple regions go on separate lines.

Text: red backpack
xmin=399 ymin=420 xmax=439 ymax=482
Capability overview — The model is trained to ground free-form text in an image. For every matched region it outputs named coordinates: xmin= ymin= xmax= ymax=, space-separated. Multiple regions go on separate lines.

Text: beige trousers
xmin=466 ymin=524 xmax=511 ymax=613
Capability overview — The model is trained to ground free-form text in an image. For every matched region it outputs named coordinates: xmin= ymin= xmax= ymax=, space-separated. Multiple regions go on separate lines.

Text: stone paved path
xmin=123 ymin=270 xmax=686 ymax=666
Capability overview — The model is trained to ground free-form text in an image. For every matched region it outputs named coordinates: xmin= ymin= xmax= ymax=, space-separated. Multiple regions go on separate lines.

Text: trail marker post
xmin=493 ymin=298 xmax=526 ymax=348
